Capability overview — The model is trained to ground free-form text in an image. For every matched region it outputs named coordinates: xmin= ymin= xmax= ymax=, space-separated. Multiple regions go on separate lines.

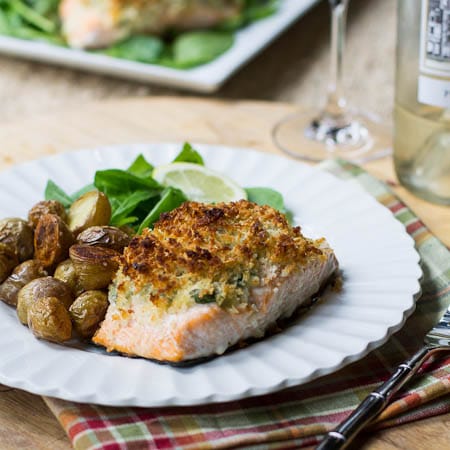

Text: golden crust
xmin=115 ymin=201 xmax=326 ymax=312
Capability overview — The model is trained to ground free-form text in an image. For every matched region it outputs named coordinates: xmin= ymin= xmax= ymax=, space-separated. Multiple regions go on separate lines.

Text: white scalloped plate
xmin=0 ymin=143 xmax=421 ymax=407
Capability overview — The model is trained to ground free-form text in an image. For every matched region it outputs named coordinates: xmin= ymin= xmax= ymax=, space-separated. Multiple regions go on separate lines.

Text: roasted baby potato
xmin=54 ymin=259 xmax=83 ymax=297
xmin=28 ymin=200 xmax=67 ymax=229
xmin=70 ymin=245 xmax=119 ymax=290
xmin=0 ymin=243 xmax=19 ymax=283
xmin=76 ymin=226 xmax=131 ymax=251
xmin=34 ymin=214 xmax=74 ymax=270
xmin=17 ymin=276 xmax=73 ymax=325
xmin=28 ymin=296 xmax=72 ymax=343
xmin=69 ymin=290 xmax=108 ymax=338
xmin=68 ymin=191 xmax=111 ymax=236
xmin=119 ymin=225 xmax=136 ymax=237
xmin=0 ymin=218 xmax=34 ymax=262
xmin=0 ymin=260 xmax=47 ymax=306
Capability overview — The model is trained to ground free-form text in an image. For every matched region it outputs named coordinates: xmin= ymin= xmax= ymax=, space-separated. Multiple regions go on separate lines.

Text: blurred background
xmin=0 ymin=0 xmax=394 ymax=124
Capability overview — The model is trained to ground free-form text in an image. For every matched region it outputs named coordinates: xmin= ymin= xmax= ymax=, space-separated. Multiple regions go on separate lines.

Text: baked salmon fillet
xmin=93 ymin=200 xmax=338 ymax=362
xmin=60 ymin=0 xmax=242 ymax=48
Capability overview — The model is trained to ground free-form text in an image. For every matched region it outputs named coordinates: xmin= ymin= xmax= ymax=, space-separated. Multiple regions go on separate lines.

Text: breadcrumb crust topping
xmin=116 ymin=200 xmax=325 ymax=310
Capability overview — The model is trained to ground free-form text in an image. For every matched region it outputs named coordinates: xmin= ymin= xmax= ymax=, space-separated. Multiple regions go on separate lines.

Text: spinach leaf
xmin=138 ymin=187 xmax=187 ymax=234
xmin=172 ymin=31 xmax=234 ymax=68
xmin=216 ymin=15 xmax=245 ymax=32
xmin=244 ymin=0 xmax=278 ymax=22
xmin=245 ymin=187 xmax=285 ymax=211
xmin=31 ymin=0 xmax=60 ymax=16
xmin=44 ymin=180 xmax=72 ymax=208
xmin=113 ymin=215 xmax=139 ymax=227
xmin=9 ymin=0 xmax=56 ymax=33
xmin=103 ymin=35 xmax=164 ymax=63
xmin=110 ymin=190 xmax=159 ymax=226
xmin=131 ymin=196 xmax=161 ymax=222
xmin=94 ymin=169 xmax=162 ymax=195
xmin=127 ymin=154 xmax=154 ymax=178
xmin=191 ymin=289 xmax=216 ymax=304
xmin=245 ymin=186 xmax=293 ymax=223
xmin=173 ymin=142 xmax=204 ymax=165
xmin=0 ymin=10 xmax=9 ymax=33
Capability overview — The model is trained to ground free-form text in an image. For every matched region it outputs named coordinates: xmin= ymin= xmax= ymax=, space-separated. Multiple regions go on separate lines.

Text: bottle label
xmin=419 ymin=0 xmax=450 ymax=107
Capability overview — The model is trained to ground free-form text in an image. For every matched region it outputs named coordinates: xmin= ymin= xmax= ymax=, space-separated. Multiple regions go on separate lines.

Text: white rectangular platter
xmin=0 ymin=0 xmax=319 ymax=92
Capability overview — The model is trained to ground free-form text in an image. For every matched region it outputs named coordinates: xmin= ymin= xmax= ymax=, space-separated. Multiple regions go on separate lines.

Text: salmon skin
xmin=60 ymin=0 xmax=243 ymax=48
xmin=93 ymin=201 xmax=339 ymax=363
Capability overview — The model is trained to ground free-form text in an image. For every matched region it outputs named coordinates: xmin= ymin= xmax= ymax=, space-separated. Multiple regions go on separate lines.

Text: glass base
xmin=397 ymin=175 xmax=450 ymax=206
xmin=273 ymin=108 xmax=392 ymax=163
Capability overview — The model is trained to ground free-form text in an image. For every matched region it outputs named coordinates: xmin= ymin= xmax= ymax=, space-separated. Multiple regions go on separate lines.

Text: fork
xmin=316 ymin=304 xmax=450 ymax=449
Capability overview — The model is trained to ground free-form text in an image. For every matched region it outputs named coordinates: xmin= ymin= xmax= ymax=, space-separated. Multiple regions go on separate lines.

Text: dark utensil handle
xmin=316 ymin=345 xmax=440 ymax=450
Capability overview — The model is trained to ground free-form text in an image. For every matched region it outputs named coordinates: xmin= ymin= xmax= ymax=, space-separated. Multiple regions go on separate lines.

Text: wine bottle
xmin=395 ymin=0 xmax=450 ymax=205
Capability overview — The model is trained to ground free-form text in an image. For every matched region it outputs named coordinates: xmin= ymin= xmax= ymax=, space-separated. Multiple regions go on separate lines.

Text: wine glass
xmin=273 ymin=0 xmax=391 ymax=162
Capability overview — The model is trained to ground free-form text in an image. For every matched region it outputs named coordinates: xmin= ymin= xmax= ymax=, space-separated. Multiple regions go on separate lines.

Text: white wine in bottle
xmin=395 ymin=0 xmax=450 ymax=205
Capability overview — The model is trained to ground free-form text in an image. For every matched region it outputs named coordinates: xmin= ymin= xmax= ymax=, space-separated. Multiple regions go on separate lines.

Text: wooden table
xmin=0 ymin=97 xmax=448 ymax=449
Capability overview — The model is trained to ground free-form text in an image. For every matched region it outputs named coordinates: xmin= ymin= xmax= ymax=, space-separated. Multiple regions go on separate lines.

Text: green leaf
xmin=245 ymin=186 xmax=293 ymax=223
xmin=245 ymin=187 xmax=285 ymax=211
xmin=172 ymin=31 xmax=234 ymax=68
xmin=9 ymin=0 xmax=56 ymax=33
xmin=30 ymin=0 xmax=59 ymax=16
xmin=113 ymin=216 xmax=139 ymax=228
xmin=94 ymin=169 xmax=162 ymax=195
xmin=191 ymin=289 xmax=216 ymax=304
xmin=103 ymin=35 xmax=164 ymax=63
xmin=110 ymin=190 xmax=159 ymax=225
xmin=173 ymin=143 xmax=204 ymax=165
xmin=216 ymin=14 xmax=245 ymax=32
xmin=244 ymin=0 xmax=278 ymax=22
xmin=44 ymin=180 xmax=72 ymax=208
xmin=138 ymin=187 xmax=186 ymax=234
xmin=0 ymin=10 xmax=10 ymax=33
xmin=127 ymin=154 xmax=154 ymax=178
xmin=130 ymin=197 xmax=161 ymax=223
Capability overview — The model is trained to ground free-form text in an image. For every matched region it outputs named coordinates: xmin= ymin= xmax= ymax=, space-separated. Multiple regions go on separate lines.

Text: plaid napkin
xmin=44 ymin=159 xmax=450 ymax=450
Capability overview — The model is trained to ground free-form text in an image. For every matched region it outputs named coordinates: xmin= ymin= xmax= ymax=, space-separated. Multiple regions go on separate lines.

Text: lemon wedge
xmin=153 ymin=163 xmax=247 ymax=203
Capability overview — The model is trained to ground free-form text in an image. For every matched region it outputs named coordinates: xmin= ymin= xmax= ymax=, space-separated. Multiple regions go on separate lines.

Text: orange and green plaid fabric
xmin=44 ymin=159 xmax=450 ymax=450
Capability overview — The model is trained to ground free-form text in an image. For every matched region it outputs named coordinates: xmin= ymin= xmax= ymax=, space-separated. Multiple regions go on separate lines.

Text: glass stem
xmin=324 ymin=0 xmax=349 ymax=120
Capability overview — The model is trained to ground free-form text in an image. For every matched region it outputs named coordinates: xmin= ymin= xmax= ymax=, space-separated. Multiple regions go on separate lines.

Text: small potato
xmin=0 ymin=260 xmax=47 ymax=306
xmin=70 ymin=245 xmax=119 ymax=291
xmin=77 ymin=226 xmax=131 ymax=252
xmin=0 ymin=218 xmax=34 ymax=262
xmin=0 ymin=243 xmax=18 ymax=283
xmin=68 ymin=191 xmax=111 ymax=236
xmin=69 ymin=290 xmax=108 ymax=338
xmin=28 ymin=200 xmax=67 ymax=229
xmin=17 ymin=276 xmax=73 ymax=325
xmin=54 ymin=259 xmax=84 ymax=297
xmin=119 ymin=225 xmax=136 ymax=237
xmin=28 ymin=296 xmax=72 ymax=343
xmin=34 ymin=214 xmax=74 ymax=270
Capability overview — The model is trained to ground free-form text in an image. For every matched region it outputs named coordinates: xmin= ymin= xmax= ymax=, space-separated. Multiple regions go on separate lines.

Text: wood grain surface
xmin=0 ymin=97 xmax=448 ymax=450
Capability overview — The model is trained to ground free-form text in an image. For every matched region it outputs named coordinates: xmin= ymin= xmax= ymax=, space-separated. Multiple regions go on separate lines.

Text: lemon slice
xmin=153 ymin=163 xmax=247 ymax=203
